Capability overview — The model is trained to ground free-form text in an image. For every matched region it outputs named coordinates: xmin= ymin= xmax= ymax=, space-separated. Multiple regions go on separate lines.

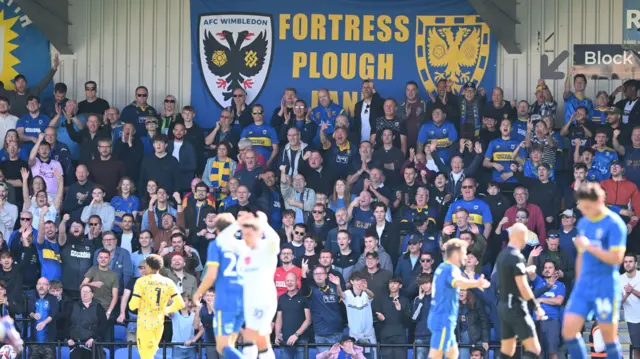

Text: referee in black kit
xmin=495 ymin=223 xmax=545 ymax=359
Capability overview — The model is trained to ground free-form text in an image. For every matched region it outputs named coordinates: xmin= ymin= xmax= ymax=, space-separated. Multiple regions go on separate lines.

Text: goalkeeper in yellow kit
xmin=129 ymin=254 xmax=185 ymax=359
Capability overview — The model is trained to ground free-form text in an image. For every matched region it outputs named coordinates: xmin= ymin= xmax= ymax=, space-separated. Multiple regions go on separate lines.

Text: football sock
xmin=523 ymin=350 xmax=538 ymax=359
xmin=243 ymin=343 xmax=258 ymax=359
xmin=257 ymin=348 xmax=276 ymax=359
xmin=222 ymin=346 xmax=244 ymax=359
xmin=499 ymin=352 xmax=512 ymax=359
xmin=605 ymin=341 xmax=623 ymax=359
xmin=566 ymin=336 xmax=589 ymax=359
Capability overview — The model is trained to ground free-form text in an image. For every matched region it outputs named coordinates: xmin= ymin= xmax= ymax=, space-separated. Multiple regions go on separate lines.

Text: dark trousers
xmin=380 ymin=335 xmax=406 ymax=359
xmin=70 ymin=346 xmax=105 ymax=359
xmin=28 ymin=344 xmax=55 ymax=359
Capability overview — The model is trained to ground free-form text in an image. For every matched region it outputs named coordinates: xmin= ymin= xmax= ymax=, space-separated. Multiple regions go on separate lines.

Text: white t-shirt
xmin=360 ymin=101 xmax=371 ymax=143
xmin=343 ymin=289 xmax=374 ymax=336
xmin=120 ymin=232 xmax=134 ymax=254
xmin=624 ymin=100 xmax=638 ymax=124
xmin=620 ymin=271 xmax=640 ymax=323
xmin=172 ymin=141 xmax=183 ymax=161
xmin=0 ymin=115 xmax=18 ymax=146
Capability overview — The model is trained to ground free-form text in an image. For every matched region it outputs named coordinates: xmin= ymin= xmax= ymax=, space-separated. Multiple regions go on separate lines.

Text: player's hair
xmin=0 ymin=252 xmax=11 ymax=259
xmin=319 ymin=249 xmax=333 ymax=258
xmin=625 ymin=252 xmax=638 ymax=261
xmin=337 ymin=229 xmax=351 ymax=240
xmin=455 ymin=207 xmax=470 ymax=216
xmin=575 ymin=182 xmax=606 ymax=202
xmin=443 ymin=238 xmax=468 ymax=259
xmin=54 ymin=82 xmax=67 ymax=93
xmin=302 ymin=235 xmax=318 ymax=245
xmin=417 ymin=272 xmax=433 ymax=286
xmin=80 ymin=284 xmax=94 ymax=294
xmin=171 ymin=232 xmax=186 ymax=243
xmin=121 ymin=213 xmax=135 ymax=222
xmin=283 ymin=209 xmax=295 ymax=218
xmin=294 ymin=223 xmax=307 ymax=231
xmin=574 ymin=73 xmax=587 ymax=84
xmin=0 ymin=280 xmax=6 ymax=290
xmin=215 ymin=213 xmax=235 ymax=232
xmin=349 ymin=271 xmax=364 ymax=282
xmin=516 ymin=208 xmax=530 ymax=218
xmin=145 ymin=254 xmax=164 ymax=271
xmin=595 ymin=128 xmax=609 ymax=136
xmin=50 ymin=280 xmax=63 ymax=290
xmin=470 ymin=347 xmax=485 ymax=358
xmin=97 ymin=249 xmax=111 ymax=258
xmin=530 ymin=144 xmax=543 ymax=154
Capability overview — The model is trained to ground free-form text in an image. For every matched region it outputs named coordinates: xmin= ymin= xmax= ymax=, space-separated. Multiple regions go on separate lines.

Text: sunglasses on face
xmin=136 ymin=94 xmax=148 ymax=98
xmin=295 ymin=231 xmax=305 ymax=235
xmin=420 ymin=258 xmax=432 ymax=263
xmin=461 ymin=185 xmax=474 ymax=189
xmin=233 ymin=94 xmax=244 ymax=98
xmin=164 ymin=99 xmax=176 ymax=104
xmin=252 ymin=111 xmax=264 ymax=115
xmin=85 ymin=87 xmax=96 ymax=91
xmin=294 ymin=106 xmax=305 ymax=109
xmin=20 ymin=218 xmax=32 ymax=221
xmin=313 ymin=210 xmax=324 ymax=214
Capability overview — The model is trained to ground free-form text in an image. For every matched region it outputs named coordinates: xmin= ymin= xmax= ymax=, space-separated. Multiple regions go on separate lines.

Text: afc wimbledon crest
xmin=199 ymin=13 xmax=273 ymax=108
xmin=415 ymin=15 xmax=490 ymax=94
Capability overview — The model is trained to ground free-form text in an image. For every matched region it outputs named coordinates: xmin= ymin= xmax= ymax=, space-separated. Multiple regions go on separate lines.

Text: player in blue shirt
xmin=417 ymin=107 xmax=458 ymax=164
xmin=240 ymin=104 xmax=279 ymax=167
xmin=193 ymin=213 xmax=244 ymax=359
xmin=591 ymin=129 xmax=618 ymax=180
xmin=562 ymin=183 xmax=627 ymax=359
xmin=427 ymin=239 xmax=490 ymax=359
xmin=484 ymin=119 xmax=524 ymax=183
xmin=563 ymin=70 xmax=594 ymax=124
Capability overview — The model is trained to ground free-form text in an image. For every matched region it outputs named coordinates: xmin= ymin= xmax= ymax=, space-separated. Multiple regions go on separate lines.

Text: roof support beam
xmin=468 ymin=0 xmax=521 ymax=54
xmin=14 ymin=0 xmax=72 ymax=54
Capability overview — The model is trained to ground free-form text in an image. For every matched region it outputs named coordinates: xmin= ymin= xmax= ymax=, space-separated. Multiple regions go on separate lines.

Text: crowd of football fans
xmin=0 ymin=56 xmax=639 ymax=359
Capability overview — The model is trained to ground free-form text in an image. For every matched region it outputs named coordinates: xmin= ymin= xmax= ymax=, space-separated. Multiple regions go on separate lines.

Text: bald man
xmin=495 ymin=223 xmax=544 ymax=359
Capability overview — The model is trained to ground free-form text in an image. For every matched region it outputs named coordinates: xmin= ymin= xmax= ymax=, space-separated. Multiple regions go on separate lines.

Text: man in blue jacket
xmin=27 ymin=277 xmax=58 ymax=359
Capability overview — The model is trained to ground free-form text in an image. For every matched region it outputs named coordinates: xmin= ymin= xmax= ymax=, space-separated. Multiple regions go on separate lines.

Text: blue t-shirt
xmin=576 ymin=208 xmax=626 ymax=278
xmin=110 ymin=195 xmax=140 ymax=233
xmin=564 ymin=93 xmax=594 ymax=124
xmin=207 ymin=237 xmax=243 ymax=311
xmin=417 ymin=121 xmax=458 ymax=164
xmin=55 ymin=114 xmax=86 ymax=161
xmin=591 ymin=107 xmax=609 ymax=125
xmin=623 ymin=146 xmax=640 ymax=185
xmin=16 ymin=113 xmax=50 ymax=153
xmin=485 ymin=137 xmax=524 ymax=182
xmin=592 ymin=147 xmax=618 ymax=181
xmin=35 ymin=240 xmax=62 ymax=282
xmin=32 ymin=296 xmax=57 ymax=342
xmin=510 ymin=118 xmax=529 ymax=143
xmin=428 ymin=261 xmax=460 ymax=327
xmin=531 ymin=276 xmax=566 ymax=320
xmin=240 ymin=123 xmax=279 ymax=162
xmin=445 ymin=198 xmax=493 ymax=231
xmin=349 ymin=207 xmax=375 ymax=250
xmin=523 ymin=159 xmax=555 ymax=182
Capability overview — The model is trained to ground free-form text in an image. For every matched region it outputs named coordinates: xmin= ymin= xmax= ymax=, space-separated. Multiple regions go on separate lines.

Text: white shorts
xmin=244 ymin=301 xmax=277 ymax=335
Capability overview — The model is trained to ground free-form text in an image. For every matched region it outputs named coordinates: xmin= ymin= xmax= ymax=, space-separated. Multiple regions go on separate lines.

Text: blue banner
xmin=190 ymin=0 xmax=497 ymax=128
xmin=624 ymin=0 xmax=640 ymax=41
xmin=0 ymin=2 xmax=51 ymax=93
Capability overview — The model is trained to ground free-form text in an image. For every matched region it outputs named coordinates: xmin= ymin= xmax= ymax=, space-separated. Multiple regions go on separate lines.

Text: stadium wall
xmin=53 ymin=0 xmax=626 ymax=126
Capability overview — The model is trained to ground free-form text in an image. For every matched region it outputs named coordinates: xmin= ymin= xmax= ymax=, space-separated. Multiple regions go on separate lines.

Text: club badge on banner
xmin=0 ymin=2 xmax=51 ymax=92
xmin=190 ymin=0 xmax=498 ymax=128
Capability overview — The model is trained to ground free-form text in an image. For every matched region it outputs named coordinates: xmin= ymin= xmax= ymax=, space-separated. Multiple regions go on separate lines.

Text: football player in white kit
xmin=217 ymin=211 xmax=280 ymax=359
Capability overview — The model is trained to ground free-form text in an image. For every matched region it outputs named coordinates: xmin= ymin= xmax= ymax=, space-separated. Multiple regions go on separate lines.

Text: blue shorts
xmin=213 ymin=308 xmax=244 ymax=336
xmin=429 ymin=324 xmax=457 ymax=352
xmin=565 ymin=277 xmax=621 ymax=324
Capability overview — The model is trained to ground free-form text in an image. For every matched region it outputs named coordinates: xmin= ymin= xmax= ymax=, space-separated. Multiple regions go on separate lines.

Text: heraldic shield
xmin=198 ymin=13 xmax=274 ymax=109
xmin=415 ymin=15 xmax=491 ymax=94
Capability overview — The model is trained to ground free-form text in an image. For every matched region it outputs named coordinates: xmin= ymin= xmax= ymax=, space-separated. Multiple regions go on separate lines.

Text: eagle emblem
xmin=415 ymin=16 xmax=491 ymax=94
xmin=198 ymin=14 xmax=273 ymax=108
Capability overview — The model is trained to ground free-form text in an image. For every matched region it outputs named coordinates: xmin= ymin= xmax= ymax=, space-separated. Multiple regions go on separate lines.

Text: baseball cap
xmin=596 ymin=90 xmax=609 ymax=98
xmin=407 ymin=235 xmax=421 ymax=245
xmin=463 ymin=82 xmax=476 ymax=90
xmin=535 ymin=85 xmax=547 ymax=92
xmin=561 ymin=209 xmax=575 ymax=218
xmin=605 ymin=107 xmax=622 ymax=116
xmin=610 ymin=159 xmax=622 ymax=167
xmin=366 ymin=250 xmax=379 ymax=259
xmin=548 ymin=230 xmax=560 ymax=239
xmin=413 ymin=213 xmax=428 ymax=226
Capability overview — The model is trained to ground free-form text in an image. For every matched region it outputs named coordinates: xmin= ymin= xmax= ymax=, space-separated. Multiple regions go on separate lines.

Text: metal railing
xmin=10 ymin=340 xmax=514 ymax=359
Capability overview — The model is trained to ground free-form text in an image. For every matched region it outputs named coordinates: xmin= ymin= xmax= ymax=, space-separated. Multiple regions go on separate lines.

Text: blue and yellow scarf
xmin=210 ymin=157 xmax=231 ymax=199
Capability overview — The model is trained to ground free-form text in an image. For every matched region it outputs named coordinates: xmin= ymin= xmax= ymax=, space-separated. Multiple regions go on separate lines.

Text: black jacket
xmin=113 ymin=137 xmax=145 ymax=182
xmin=532 ymin=248 xmax=575 ymax=285
xmin=353 ymin=92 xmax=385 ymax=140
xmin=184 ymin=201 xmax=216 ymax=242
xmin=65 ymin=123 xmax=112 ymax=165
xmin=457 ymin=299 xmax=490 ymax=344
xmin=615 ymin=97 xmax=640 ymax=127
xmin=375 ymin=294 xmax=411 ymax=339
xmin=68 ymin=300 xmax=107 ymax=341
xmin=116 ymin=231 xmax=140 ymax=253
xmin=365 ymin=221 xmax=401 ymax=267
xmin=430 ymin=150 xmax=483 ymax=200
xmin=514 ymin=172 xmax=561 ymax=219
xmin=138 ymin=153 xmax=181 ymax=196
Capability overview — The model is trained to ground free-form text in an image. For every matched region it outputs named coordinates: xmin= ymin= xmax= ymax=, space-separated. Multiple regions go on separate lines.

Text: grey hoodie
xmin=354 ymin=245 xmax=393 ymax=273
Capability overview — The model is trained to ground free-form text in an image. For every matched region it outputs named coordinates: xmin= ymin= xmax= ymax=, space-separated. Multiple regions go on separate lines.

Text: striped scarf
xmin=210 ymin=157 xmax=231 ymax=200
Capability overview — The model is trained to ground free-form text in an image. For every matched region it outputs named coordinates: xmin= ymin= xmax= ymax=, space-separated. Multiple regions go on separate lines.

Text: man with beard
xmin=183 ymin=182 xmax=215 ymax=243
xmin=159 ymin=233 xmax=202 ymax=277
xmin=621 ymin=254 xmax=640 ymax=359
xmin=87 ymin=138 xmax=126 ymax=199
xmin=397 ymin=81 xmax=428 ymax=147
xmin=427 ymin=79 xmax=460 ymax=127
xmin=16 ymin=96 xmax=50 ymax=153
xmin=168 ymin=122 xmax=197 ymax=193
xmin=81 ymin=250 xmax=119 ymax=342
xmin=482 ymin=87 xmax=516 ymax=123
xmin=59 ymin=215 xmax=95 ymax=299
xmin=528 ymin=260 xmax=566 ymax=359
xmin=371 ymin=98 xmax=407 ymax=153
xmin=35 ymin=208 xmax=62 ymax=282
xmin=166 ymin=253 xmax=197 ymax=297
xmin=614 ymin=125 xmax=640 ymax=185
xmin=92 ymin=231 xmax=132 ymax=294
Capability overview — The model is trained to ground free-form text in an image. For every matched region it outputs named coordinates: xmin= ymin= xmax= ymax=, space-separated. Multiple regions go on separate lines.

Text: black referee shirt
xmin=495 ymin=245 xmax=528 ymax=311
xmin=277 ymin=291 xmax=310 ymax=340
